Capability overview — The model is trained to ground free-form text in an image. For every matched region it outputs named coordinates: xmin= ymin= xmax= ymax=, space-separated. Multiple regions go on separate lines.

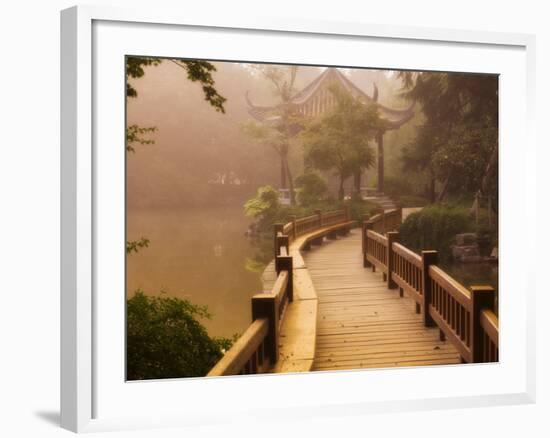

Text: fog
xmin=126 ymin=62 xmax=410 ymax=209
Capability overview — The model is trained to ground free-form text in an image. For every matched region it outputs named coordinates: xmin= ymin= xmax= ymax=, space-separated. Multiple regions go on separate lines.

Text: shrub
xmin=397 ymin=195 xmax=430 ymax=208
xmin=127 ymin=291 xmax=232 ymax=380
xmin=399 ymin=205 xmax=473 ymax=261
xmin=294 ymin=173 xmax=328 ymax=206
xmin=243 ymin=185 xmax=280 ymax=229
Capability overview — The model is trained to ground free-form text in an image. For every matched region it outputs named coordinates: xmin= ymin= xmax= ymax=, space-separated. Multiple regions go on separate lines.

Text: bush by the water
xmin=244 ymin=184 xmax=378 ymax=236
xmin=127 ymin=291 xmax=233 ymax=380
xmin=399 ymin=205 xmax=473 ymax=262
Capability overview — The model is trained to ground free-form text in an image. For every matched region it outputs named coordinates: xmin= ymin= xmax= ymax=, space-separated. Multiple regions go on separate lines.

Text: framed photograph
xmin=61 ymin=5 xmax=536 ymax=433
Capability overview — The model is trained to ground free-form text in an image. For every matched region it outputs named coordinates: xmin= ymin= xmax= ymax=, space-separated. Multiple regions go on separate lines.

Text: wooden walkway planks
xmin=303 ymin=230 xmax=461 ymax=371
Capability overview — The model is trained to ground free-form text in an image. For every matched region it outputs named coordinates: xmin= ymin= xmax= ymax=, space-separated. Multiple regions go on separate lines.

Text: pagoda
xmin=246 ymin=68 xmax=414 ymax=193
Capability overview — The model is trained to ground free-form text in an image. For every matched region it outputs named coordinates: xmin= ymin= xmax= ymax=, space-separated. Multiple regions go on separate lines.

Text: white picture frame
xmin=60 ymin=5 xmax=536 ymax=433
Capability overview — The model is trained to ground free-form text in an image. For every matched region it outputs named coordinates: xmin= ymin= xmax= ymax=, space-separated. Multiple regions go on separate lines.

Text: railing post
xmin=361 ymin=214 xmax=370 ymax=266
xmin=276 ymin=234 xmax=289 ymax=256
xmin=273 ymin=223 xmax=283 ymax=257
xmin=470 ymin=285 xmax=496 ymax=363
xmin=421 ymin=250 xmax=438 ymax=327
xmin=364 ymin=222 xmax=374 ymax=270
xmin=275 ymin=255 xmax=293 ymax=302
xmin=386 ymin=231 xmax=399 ymax=289
xmin=315 ymin=209 xmax=322 ymax=227
xmin=252 ymin=296 xmax=278 ymax=364
xmin=289 ymin=215 xmax=297 ymax=240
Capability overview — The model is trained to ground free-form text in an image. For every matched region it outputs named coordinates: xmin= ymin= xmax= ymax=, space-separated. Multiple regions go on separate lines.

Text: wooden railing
xmin=364 ymin=207 xmax=402 ymax=235
xmin=208 ymin=207 xmax=352 ymax=376
xmin=362 ymin=224 xmax=499 ymax=363
xmin=282 ymin=207 xmax=350 ymax=244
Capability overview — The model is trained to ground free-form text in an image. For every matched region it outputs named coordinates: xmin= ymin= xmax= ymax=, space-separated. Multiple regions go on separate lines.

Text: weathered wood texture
xmin=307 ymin=231 xmax=461 ymax=371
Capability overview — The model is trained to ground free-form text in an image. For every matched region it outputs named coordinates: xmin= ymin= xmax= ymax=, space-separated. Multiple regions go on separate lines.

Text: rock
xmin=455 ymin=233 xmax=477 ymax=246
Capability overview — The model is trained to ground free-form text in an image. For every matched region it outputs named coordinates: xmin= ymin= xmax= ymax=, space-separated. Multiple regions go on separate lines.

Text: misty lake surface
xmin=127 ymin=206 xmax=263 ymax=338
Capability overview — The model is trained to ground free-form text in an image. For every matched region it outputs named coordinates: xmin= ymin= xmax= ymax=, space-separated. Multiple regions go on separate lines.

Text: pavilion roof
xmin=246 ymin=68 xmax=414 ymax=130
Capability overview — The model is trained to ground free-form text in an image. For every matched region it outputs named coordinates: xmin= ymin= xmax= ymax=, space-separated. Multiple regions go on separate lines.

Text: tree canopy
xmin=301 ymin=85 xmax=381 ymax=200
xmin=398 ymin=72 xmax=498 ymax=204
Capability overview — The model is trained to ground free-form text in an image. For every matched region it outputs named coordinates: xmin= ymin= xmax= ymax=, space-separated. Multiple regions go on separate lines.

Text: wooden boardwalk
xmin=304 ymin=230 xmax=461 ymax=371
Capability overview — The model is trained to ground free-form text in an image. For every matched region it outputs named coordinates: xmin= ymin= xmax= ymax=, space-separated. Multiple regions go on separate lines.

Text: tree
xmin=127 ymin=291 xmax=232 ymax=380
xmin=398 ymin=72 xmax=498 ymax=207
xmin=294 ymin=173 xmax=328 ymax=206
xmin=245 ymin=65 xmax=301 ymax=204
xmin=301 ymin=85 xmax=380 ymax=200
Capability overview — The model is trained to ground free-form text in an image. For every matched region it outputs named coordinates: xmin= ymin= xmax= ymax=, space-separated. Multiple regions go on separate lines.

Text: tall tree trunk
xmin=353 ymin=169 xmax=362 ymax=197
xmin=338 ymin=174 xmax=345 ymax=201
xmin=480 ymin=144 xmax=498 ymax=195
xmin=284 ymin=159 xmax=296 ymax=205
xmin=376 ymin=132 xmax=384 ymax=193
xmin=428 ymin=167 xmax=436 ymax=203
xmin=437 ymin=176 xmax=450 ymax=203
xmin=280 ymin=153 xmax=287 ymax=189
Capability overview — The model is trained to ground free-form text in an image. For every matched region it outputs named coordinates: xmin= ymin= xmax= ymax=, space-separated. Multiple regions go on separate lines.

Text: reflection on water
xmin=126 ymin=206 xmax=262 ymax=338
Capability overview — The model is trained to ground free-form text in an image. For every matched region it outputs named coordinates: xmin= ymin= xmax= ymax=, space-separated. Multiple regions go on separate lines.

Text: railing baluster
xmin=421 ymin=250 xmax=438 ymax=327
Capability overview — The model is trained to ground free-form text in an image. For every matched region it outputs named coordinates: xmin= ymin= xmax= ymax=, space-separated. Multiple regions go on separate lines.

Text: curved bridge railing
xmin=208 ymin=207 xmax=354 ymax=376
xmin=362 ymin=213 xmax=499 ymax=364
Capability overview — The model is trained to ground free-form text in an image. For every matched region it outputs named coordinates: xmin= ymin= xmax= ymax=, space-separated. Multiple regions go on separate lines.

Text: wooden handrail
xmin=207 ymin=318 xmax=269 ymax=376
xmin=362 ymin=212 xmax=499 ymax=364
xmin=427 ymin=265 xmax=474 ymax=362
xmin=479 ymin=309 xmax=499 ymax=362
xmin=366 ymin=207 xmax=402 ymax=234
xmin=364 ymin=229 xmax=388 ymax=275
xmin=391 ymin=241 xmax=423 ymax=305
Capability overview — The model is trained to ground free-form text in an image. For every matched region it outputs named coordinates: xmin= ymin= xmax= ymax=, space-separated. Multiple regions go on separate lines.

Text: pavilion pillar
xmin=377 ymin=131 xmax=384 ymax=193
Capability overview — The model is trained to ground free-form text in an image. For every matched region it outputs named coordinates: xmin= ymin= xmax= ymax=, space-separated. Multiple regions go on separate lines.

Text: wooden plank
xmin=293 ymin=268 xmax=317 ymax=300
xmin=302 ymin=231 xmax=460 ymax=371
xmin=271 ymin=299 xmax=317 ymax=373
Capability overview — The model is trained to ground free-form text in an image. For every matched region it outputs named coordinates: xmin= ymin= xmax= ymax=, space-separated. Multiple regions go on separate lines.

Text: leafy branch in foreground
xmin=126 ymin=56 xmax=227 ymax=113
xmin=126 ymin=125 xmax=157 ymax=153
xmin=126 ymin=238 xmax=150 ymax=254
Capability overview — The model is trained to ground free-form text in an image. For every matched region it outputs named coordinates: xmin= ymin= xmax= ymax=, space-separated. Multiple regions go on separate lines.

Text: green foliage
xmin=399 ymin=205 xmax=473 ymax=261
xmin=301 ymin=85 xmax=380 ymax=199
xmin=126 ymin=125 xmax=157 ymax=153
xmin=381 ymin=175 xmax=429 ymax=207
xmin=244 ymin=65 xmax=303 ymax=204
xmin=243 ymin=185 xmax=280 ymax=227
xmin=244 ymin=257 xmax=268 ymax=273
xmin=127 ymin=291 xmax=232 ymax=380
xmin=126 ymin=57 xmax=162 ymax=98
xmin=126 ymin=237 xmax=150 ymax=254
xmin=398 ymin=71 xmax=498 ymax=205
xmin=397 ymin=195 xmax=430 ymax=208
xmin=126 ymin=57 xmax=226 ymax=113
xmin=294 ymin=173 xmax=328 ymax=206
xmin=347 ymin=199 xmax=380 ymax=223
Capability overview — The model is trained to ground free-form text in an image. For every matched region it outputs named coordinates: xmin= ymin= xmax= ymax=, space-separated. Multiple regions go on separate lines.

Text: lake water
xmin=126 ymin=206 xmax=263 ymax=338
